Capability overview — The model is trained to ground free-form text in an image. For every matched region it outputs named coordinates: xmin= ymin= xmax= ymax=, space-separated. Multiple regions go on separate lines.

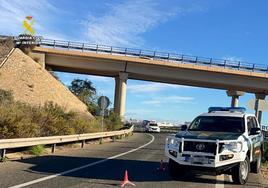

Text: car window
xmin=247 ymin=116 xmax=258 ymax=133
xmin=188 ymin=116 xmax=244 ymax=133
xmin=247 ymin=117 xmax=253 ymax=133
xmin=251 ymin=117 xmax=258 ymax=128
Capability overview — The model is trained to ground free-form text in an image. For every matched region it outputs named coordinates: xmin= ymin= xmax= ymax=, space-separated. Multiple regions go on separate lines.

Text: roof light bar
xmin=208 ymin=107 xmax=246 ymax=113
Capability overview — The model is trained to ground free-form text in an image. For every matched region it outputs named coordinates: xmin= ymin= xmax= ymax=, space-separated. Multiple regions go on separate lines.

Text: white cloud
xmin=83 ymin=0 xmax=203 ymax=47
xmin=127 ymin=82 xmax=191 ymax=93
xmin=125 ymin=109 xmax=154 ymax=116
xmin=142 ymin=100 xmax=162 ymax=105
xmin=87 ymin=75 xmax=113 ymax=82
xmin=165 ymin=96 xmax=194 ymax=101
xmin=142 ymin=95 xmax=194 ymax=105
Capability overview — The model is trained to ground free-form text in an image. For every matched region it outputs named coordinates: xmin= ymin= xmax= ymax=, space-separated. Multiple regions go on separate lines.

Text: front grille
xmin=183 ymin=141 xmax=217 ymax=155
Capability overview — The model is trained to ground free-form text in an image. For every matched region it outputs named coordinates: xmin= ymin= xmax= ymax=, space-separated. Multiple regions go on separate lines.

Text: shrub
xmin=89 ymin=118 xmax=102 ymax=132
xmin=0 ymin=156 xmax=6 ymax=162
xmin=0 ymin=89 xmax=13 ymax=104
xmin=0 ymin=101 xmax=39 ymax=138
xmin=70 ymin=117 xmax=90 ymax=134
xmin=35 ymin=102 xmax=76 ymax=136
xmin=263 ymin=143 xmax=268 ymax=162
xmin=28 ymin=145 xmax=45 ymax=156
xmin=105 ymin=112 xmax=123 ymax=131
xmin=0 ymin=89 xmax=122 ymax=139
xmin=0 ymin=98 xmax=79 ymax=138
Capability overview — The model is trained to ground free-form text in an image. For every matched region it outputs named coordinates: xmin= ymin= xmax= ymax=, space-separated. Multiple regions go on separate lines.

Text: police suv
xmin=165 ymin=107 xmax=263 ymax=184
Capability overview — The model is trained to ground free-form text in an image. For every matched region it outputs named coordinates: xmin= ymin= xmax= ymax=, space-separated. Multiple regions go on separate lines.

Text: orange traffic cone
xmin=157 ymin=160 xmax=166 ymax=171
xmin=121 ymin=170 xmax=136 ymax=187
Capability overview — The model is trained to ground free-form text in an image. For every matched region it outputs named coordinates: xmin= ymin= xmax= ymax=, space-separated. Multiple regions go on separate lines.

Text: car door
xmin=247 ymin=116 xmax=262 ymax=161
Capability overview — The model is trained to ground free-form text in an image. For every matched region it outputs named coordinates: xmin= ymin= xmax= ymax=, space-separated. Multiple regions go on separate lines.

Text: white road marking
xmin=215 ymin=175 xmax=225 ymax=188
xmin=9 ymin=134 xmax=155 ymax=188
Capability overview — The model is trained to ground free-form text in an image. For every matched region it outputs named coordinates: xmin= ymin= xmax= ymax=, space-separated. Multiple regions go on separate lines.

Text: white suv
xmin=146 ymin=122 xmax=161 ymax=133
xmin=165 ymin=107 xmax=263 ymax=184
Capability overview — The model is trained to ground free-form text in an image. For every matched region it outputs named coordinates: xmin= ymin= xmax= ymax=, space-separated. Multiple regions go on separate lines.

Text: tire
xmin=251 ymin=150 xmax=261 ymax=174
xmin=232 ymin=156 xmax=250 ymax=185
xmin=168 ymin=158 xmax=183 ymax=178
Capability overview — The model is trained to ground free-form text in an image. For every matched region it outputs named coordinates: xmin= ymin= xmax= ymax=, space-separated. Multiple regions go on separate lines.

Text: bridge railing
xmin=0 ymin=126 xmax=134 ymax=160
xmin=38 ymin=38 xmax=268 ymax=74
xmin=2 ymin=35 xmax=268 ymax=74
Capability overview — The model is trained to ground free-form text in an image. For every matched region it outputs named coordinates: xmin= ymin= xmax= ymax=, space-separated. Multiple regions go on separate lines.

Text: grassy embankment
xmin=0 ymin=89 xmax=122 ymax=139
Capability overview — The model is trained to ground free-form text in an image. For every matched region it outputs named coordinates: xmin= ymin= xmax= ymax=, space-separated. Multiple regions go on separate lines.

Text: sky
xmin=0 ymin=0 xmax=268 ymax=124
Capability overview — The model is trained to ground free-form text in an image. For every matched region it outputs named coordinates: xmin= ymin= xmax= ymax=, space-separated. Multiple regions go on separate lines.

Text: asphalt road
xmin=0 ymin=133 xmax=265 ymax=188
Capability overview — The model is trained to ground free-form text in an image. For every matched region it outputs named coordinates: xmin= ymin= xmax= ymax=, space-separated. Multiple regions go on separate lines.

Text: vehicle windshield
xmin=149 ymin=123 xmax=158 ymax=126
xmin=188 ymin=116 xmax=244 ymax=133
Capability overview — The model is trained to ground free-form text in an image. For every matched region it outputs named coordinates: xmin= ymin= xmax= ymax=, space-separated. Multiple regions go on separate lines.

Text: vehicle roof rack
xmin=208 ymin=107 xmax=246 ymax=113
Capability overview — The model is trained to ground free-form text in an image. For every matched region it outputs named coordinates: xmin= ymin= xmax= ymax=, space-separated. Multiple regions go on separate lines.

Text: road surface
xmin=0 ymin=133 xmax=265 ymax=188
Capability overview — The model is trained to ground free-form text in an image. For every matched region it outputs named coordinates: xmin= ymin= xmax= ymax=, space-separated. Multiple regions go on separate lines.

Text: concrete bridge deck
xmin=32 ymin=45 xmax=268 ymax=94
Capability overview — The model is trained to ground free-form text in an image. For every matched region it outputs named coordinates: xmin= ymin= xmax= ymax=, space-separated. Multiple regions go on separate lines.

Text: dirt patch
xmin=0 ymin=48 xmax=93 ymax=118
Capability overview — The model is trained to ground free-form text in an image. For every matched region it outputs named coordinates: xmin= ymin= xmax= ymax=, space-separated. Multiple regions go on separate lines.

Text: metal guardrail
xmin=159 ymin=126 xmax=180 ymax=133
xmin=133 ymin=125 xmax=180 ymax=133
xmin=0 ymin=126 xmax=133 ymax=159
xmin=1 ymin=35 xmax=268 ymax=74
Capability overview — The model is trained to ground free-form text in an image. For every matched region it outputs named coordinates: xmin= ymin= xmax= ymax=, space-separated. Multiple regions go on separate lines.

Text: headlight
xmin=166 ymin=138 xmax=174 ymax=145
xmin=166 ymin=138 xmax=180 ymax=147
xmin=223 ymin=142 xmax=242 ymax=153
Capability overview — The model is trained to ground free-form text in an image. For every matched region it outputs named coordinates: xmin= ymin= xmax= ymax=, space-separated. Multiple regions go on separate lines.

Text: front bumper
xmin=165 ymin=137 xmax=246 ymax=170
xmin=170 ymin=160 xmax=239 ymax=175
xmin=146 ymin=128 xmax=160 ymax=132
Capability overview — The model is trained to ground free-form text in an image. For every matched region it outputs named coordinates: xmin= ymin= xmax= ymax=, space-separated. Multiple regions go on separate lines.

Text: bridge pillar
xmin=226 ymin=90 xmax=245 ymax=107
xmin=114 ymin=72 xmax=128 ymax=121
xmin=255 ymin=93 xmax=266 ymax=124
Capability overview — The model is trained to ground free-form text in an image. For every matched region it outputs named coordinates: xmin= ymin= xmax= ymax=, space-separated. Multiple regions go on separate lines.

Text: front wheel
xmin=232 ymin=156 xmax=250 ymax=184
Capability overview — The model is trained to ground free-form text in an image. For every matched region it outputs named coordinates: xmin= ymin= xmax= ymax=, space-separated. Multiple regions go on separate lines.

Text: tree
xmin=69 ymin=79 xmax=98 ymax=115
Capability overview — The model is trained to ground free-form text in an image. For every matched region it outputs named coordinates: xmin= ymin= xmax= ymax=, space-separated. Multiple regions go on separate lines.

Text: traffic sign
xmin=247 ymin=99 xmax=268 ymax=111
xmin=98 ymin=96 xmax=110 ymax=110
xmin=262 ymin=125 xmax=268 ymax=131
xmin=97 ymin=96 xmax=110 ymax=133
xmin=96 ymin=109 xmax=110 ymax=116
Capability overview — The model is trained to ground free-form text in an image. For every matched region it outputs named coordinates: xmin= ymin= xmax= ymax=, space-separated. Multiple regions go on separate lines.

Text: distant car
xmin=145 ymin=122 xmax=161 ymax=133
xmin=142 ymin=120 xmax=150 ymax=127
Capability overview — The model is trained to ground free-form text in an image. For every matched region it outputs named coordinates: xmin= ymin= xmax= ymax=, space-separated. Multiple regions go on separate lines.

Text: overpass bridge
xmin=10 ymin=36 xmax=268 ymax=119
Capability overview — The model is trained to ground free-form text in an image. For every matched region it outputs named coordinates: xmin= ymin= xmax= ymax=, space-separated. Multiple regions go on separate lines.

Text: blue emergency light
xmin=208 ymin=107 xmax=246 ymax=113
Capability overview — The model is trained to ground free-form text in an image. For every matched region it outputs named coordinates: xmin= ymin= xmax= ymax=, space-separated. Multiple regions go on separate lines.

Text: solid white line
xmin=10 ymin=134 xmax=155 ymax=188
xmin=215 ymin=174 xmax=225 ymax=188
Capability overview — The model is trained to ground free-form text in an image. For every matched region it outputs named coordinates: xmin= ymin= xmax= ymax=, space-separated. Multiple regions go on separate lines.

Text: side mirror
xmin=181 ymin=124 xmax=187 ymax=131
xmin=250 ymin=127 xmax=261 ymax=135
